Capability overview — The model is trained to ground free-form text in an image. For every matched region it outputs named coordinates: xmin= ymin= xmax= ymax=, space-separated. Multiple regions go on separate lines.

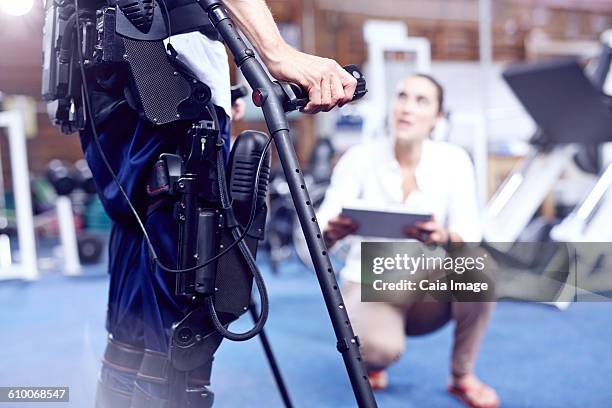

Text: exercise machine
xmin=484 ymin=43 xmax=612 ymax=304
xmin=485 ymin=53 xmax=612 ymax=245
xmin=0 ymin=109 xmax=38 ymax=281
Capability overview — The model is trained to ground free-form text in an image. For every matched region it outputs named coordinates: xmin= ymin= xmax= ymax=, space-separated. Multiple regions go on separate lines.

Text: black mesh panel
xmin=122 ymin=38 xmax=191 ymax=125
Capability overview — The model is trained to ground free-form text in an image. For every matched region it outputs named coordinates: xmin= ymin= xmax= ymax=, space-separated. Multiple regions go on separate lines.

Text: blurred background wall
xmin=1 ymin=0 xmax=611 ymax=186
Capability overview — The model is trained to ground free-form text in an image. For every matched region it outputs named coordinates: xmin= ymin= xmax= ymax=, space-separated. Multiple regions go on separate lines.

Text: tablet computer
xmin=341 ymin=204 xmax=433 ymax=239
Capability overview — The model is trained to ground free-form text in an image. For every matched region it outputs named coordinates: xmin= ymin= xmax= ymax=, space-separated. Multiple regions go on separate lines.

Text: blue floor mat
xmin=1 ymin=252 xmax=611 ymax=408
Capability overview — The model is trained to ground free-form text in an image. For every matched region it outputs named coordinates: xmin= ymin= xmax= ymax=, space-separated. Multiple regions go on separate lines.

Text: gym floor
xmin=1 ymin=250 xmax=611 ymax=408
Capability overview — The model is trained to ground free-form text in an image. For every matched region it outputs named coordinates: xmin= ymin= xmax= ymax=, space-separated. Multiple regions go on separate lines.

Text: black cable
xmin=158 ymin=0 xmax=173 ymax=47
xmin=73 ymin=0 xmax=270 ymax=275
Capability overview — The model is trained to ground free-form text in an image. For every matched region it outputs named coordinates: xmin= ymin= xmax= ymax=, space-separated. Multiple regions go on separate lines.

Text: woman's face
xmin=391 ymin=76 xmax=441 ymax=143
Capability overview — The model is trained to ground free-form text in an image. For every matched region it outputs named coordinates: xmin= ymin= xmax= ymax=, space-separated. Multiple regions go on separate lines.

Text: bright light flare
xmin=0 ymin=0 xmax=34 ymax=17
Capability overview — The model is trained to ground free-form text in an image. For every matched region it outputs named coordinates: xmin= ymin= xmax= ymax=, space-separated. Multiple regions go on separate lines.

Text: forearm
xmin=222 ymin=0 xmax=290 ymax=67
xmin=220 ymin=0 xmax=357 ymax=113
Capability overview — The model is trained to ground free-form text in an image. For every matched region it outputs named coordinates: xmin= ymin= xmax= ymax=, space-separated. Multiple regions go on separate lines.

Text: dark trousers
xmin=82 ymin=105 xmax=230 ymax=407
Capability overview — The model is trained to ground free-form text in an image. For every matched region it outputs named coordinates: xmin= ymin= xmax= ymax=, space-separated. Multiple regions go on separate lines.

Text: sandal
xmin=367 ymin=370 xmax=388 ymax=391
xmin=447 ymin=380 xmax=500 ymax=408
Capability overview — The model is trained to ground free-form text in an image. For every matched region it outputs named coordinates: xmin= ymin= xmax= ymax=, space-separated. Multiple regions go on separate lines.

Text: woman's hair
xmin=410 ymin=73 xmax=445 ymax=115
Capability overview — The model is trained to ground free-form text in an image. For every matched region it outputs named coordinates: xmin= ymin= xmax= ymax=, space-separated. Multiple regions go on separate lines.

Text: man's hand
xmin=266 ymin=47 xmax=357 ymax=114
xmin=223 ymin=0 xmax=357 ymax=113
xmin=323 ymin=214 xmax=358 ymax=248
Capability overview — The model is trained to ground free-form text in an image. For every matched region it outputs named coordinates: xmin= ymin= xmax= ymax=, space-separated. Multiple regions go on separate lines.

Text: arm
xmin=222 ymin=0 xmax=357 ymax=113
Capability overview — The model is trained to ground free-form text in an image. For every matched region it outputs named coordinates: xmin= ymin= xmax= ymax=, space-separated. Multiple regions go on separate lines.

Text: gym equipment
xmin=45 ymin=160 xmax=85 ymax=275
xmin=552 ymin=164 xmax=612 ymax=243
xmin=549 ymin=40 xmax=612 ymax=296
xmin=550 ymin=165 xmax=612 ymax=299
xmin=485 ymin=56 xmax=612 ymax=245
xmin=484 ymin=45 xmax=612 ymax=304
xmin=43 ymin=0 xmax=375 ymax=406
xmin=45 ymin=160 xmax=107 ymax=273
xmin=0 ymin=110 xmax=38 ymax=280
xmin=486 ymin=35 xmax=612 ymax=247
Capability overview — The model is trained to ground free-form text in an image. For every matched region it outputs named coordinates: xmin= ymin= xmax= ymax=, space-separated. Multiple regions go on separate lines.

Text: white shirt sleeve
xmin=164 ymin=33 xmax=231 ymax=118
xmin=316 ymin=145 xmax=366 ymax=230
xmin=446 ymin=149 xmax=483 ymax=242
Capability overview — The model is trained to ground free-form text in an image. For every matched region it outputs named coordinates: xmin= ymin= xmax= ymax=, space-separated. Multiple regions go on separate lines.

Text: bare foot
xmin=447 ymin=374 xmax=500 ymax=408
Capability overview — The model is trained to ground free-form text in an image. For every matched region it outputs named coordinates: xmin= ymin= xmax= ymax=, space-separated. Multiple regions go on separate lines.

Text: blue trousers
xmin=80 ymin=103 xmax=230 ymax=402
